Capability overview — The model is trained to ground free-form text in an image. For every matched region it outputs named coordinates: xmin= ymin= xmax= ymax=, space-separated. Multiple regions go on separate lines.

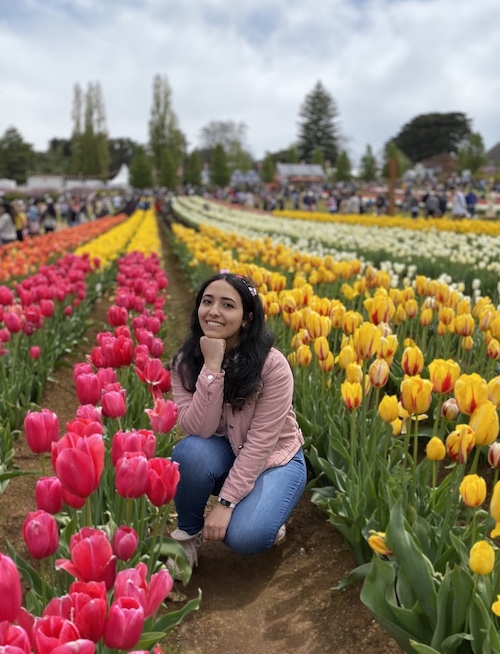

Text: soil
xmin=0 ymin=228 xmax=403 ymax=654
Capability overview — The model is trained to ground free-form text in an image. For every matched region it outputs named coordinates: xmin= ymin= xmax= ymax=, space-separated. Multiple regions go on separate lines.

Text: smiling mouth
xmin=206 ymin=321 xmax=224 ymax=327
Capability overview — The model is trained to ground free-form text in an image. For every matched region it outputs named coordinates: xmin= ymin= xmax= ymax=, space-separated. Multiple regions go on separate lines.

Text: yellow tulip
xmin=341 ymin=310 xmax=363 ymax=335
xmin=440 ymin=398 xmax=459 ymax=421
xmin=491 ymin=315 xmax=500 ymax=340
xmin=368 ymin=359 xmax=390 ymax=388
xmin=378 ymin=334 xmax=398 ymax=364
xmin=401 ymin=345 xmax=425 ymax=376
xmin=426 ymin=436 xmax=446 ymax=461
xmin=419 ymin=307 xmax=434 ymax=327
xmin=287 ymin=351 xmax=297 ymax=367
xmin=346 ymin=362 xmax=363 ymax=384
xmin=459 ymin=474 xmax=487 ymax=507
xmin=336 ymin=344 xmax=357 ymax=370
xmin=289 ymin=310 xmax=303 ymax=331
xmin=395 ymin=304 xmax=407 ymax=324
xmin=317 ymin=351 xmax=334 ymax=373
xmin=415 ymin=275 xmax=429 ymax=296
xmin=487 ymin=338 xmax=500 ymax=360
xmin=454 ymin=313 xmax=475 ymax=337
xmin=378 ymin=395 xmax=399 ymax=423
xmin=404 ymin=298 xmax=418 ymax=319
xmin=363 ymin=294 xmax=396 ymax=326
xmin=305 ymin=312 xmax=322 ymax=339
xmin=446 ymin=424 xmax=475 ymax=464
xmin=461 ymin=336 xmax=474 ymax=351
xmin=352 ymin=322 xmax=381 ymax=360
xmin=492 ymin=595 xmax=500 ymax=617
xmin=391 ymin=417 xmax=403 ymax=437
xmin=454 ymin=373 xmax=489 ymax=415
xmin=313 ymin=336 xmax=330 ymax=361
xmin=367 ymin=531 xmax=392 ymax=556
xmin=437 ymin=321 xmax=448 ymax=336
xmin=469 ymin=540 xmax=495 ymax=575
xmin=400 ymin=375 xmax=433 ymax=415
xmin=296 ymin=344 xmax=313 ymax=367
xmin=491 ymin=481 xmax=500 ymax=522
xmin=438 ymin=306 xmax=455 ymax=325
xmin=281 ymin=295 xmax=297 ymax=314
xmin=340 ymin=381 xmax=362 ymax=410
xmin=488 ymin=377 xmax=500 ymax=408
xmin=488 ymin=443 xmax=500 ymax=470
xmin=469 ymin=401 xmax=499 ymax=446
xmin=428 ymin=358 xmax=461 ymax=394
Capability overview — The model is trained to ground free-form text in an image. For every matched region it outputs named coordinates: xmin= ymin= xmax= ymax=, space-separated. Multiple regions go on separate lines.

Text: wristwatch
xmin=218 ymin=497 xmax=236 ymax=509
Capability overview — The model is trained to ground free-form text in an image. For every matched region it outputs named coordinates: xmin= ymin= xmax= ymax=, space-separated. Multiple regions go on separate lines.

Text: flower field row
xmin=168 ymin=201 xmax=500 ymax=654
xmin=0 ymin=207 xmax=200 ymax=653
xmin=173 ymin=196 xmax=500 ymax=301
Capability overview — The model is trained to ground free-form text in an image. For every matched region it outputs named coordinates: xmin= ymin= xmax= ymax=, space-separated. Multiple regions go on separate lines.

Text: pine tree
xmin=297 ymin=81 xmax=340 ymax=163
xmin=70 ymin=83 xmax=83 ymax=175
xmin=129 ymin=146 xmax=153 ymax=189
xmin=261 ymin=153 xmax=275 ymax=183
xmin=335 ymin=150 xmax=351 ymax=182
xmin=158 ymin=148 xmax=177 ymax=189
xmin=184 ymin=151 xmax=202 ymax=187
xmin=359 ymin=145 xmax=378 ymax=182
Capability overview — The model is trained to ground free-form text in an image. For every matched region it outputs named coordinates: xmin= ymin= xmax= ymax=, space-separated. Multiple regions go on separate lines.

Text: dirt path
xmin=0 ymin=223 xmax=402 ymax=654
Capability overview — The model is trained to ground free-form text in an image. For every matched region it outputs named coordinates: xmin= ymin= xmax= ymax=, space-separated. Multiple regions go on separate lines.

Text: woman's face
xmin=198 ymin=280 xmax=246 ymax=351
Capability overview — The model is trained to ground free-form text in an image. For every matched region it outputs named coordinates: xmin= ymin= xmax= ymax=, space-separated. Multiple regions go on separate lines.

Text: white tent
xmin=108 ymin=164 xmax=130 ymax=188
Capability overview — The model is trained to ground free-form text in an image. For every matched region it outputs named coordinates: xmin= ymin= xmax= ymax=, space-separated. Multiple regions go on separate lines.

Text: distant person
xmin=26 ymin=200 xmax=41 ymax=236
xmin=41 ymin=199 xmax=57 ymax=233
xmin=465 ymin=189 xmax=478 ymax=217
xmin=0 ymin=201 xmax=17 ymax=245
xmin=409 ymin=194 xmax=419 ymax=219
xmin=167 ymin=272 xmax=306 ymax=577
xmin=424 ymin=190 xmax=441 ymax=218
xmin=450 ymin=186 xmax=469 ymax=219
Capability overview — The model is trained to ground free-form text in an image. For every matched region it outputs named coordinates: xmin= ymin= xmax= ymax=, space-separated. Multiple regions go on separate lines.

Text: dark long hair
xmin=170 ymin=273 xmax=274 ymax=410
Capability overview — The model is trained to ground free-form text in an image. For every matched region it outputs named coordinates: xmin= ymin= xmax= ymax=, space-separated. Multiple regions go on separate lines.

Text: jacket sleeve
xmin=220 ymin=350 xmax=295 ymax=503
xmin=171 ymin=363 xmax=225 ymax=437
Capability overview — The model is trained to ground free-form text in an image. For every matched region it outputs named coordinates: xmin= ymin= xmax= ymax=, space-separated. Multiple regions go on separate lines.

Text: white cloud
xmin=0 ymin=0 xmax=499 ymax=164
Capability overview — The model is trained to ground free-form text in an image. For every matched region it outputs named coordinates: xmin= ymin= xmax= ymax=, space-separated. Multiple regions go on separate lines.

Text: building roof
xmin=486 ymin=142 xmax=500 ymax=165
xmin=276 ymin=163 xmax=326 ymax=179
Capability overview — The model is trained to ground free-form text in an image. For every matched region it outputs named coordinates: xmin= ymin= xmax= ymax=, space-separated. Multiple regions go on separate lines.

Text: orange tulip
xmin=428 ymin=358 xmax=461 ymax=394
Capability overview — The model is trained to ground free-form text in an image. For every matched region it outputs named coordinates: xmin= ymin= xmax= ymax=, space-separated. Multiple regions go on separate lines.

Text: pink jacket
xmin=171 ymin=347 xmax=304 ymax=505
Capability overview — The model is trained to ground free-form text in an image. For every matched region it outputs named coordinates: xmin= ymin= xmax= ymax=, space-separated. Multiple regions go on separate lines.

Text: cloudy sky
xmin=1 ymin=0 xmax=499 ymax=166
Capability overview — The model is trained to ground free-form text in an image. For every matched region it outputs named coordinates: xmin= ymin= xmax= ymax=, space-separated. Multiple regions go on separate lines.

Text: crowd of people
xmin=0 ymin=191 xmax=130 ymax=245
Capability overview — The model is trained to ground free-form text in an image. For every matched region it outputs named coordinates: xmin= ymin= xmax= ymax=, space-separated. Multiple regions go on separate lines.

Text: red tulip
xmin=150 ymin=337 xmax=163 ymax=358
xmin=55 ymin=527 xmax=117 ymax=590
xmin=75 ymin=374 xmax=101 ymax=405
xmin=145 ymin=399 xmax=178 ymax=434
xmin=0 ymin=553 xmax=22 ymax=622
xmin=22 ymin=510 xmax=59 ymax=560
xmin=146 ymin=458 xmax=180 ymax=507
xmin=114 ymin=562 xmax=173 ymax=619
xmin=115 ymin=452 xmax=149 ymax=499
xmin=35 ymin=476 xmax=63 ymax=514
xmin=135 ymin=358 xmax=171 ymax=399
xmin=53 ymin=432 xmax=104 ymax=499
xmin=24 ymin=408 xmax=60 ymax=454
xmin=111 ymin=429 xmax=156 ymax=466
xmin=112 ymin=526 xmax=139 ymax=561
xmin=103 ymin=597 xmax=144 ymax=650
xmin=101 ymin=390 xmax=126 ymax=419
xmin=0 ymin=621 xmax=31 ymax=653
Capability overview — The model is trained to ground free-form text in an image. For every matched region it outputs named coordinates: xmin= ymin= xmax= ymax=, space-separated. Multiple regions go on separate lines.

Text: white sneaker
xmin=167 ymin=528 xmax=203 ymax=581
xmin=273 ymin=524 xmax=286 ymax=546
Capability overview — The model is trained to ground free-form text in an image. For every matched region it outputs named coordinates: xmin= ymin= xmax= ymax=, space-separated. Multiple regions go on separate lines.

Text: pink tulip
xmin=111 ymin=429 xmax=156 ymax=466
xmin=145 ymin=399 xmax=178 ymax=434
xmin=107 ymin=305 xmax=129 ymax=327
xmin=62 ymin=487 xmax=87 ymax=510
xmin=4 ymin=312 xmax=21 ymax=333
xmin=114 ymin=562 xmax=173 ymax=619
xmin=96 ymin=367 xmax=117 ymax=389
xmin=73 ymin=363 xmax=93 ymax=382
xmin=115 ymin=452 xmax=149 ymax=499
xmin=63 ymin=306 xmax=73 ymax=316
xmin=135 ymin=358 xmax=171 ymax=399
xmin=146 ymin=458 xmax=180 ymax=507
xmin=112 ymin=526 xmax=139 ymax=561
xmin=32 ymin=615 xmax=82 ymax=654
xmin=75 ymin=374 xmax=101 ymax=405
xmin=0 ymin=554 xmax=22 ymax=622
xmin=22 ymin=510 xmax=59 ymax=560
xmin=24 ymin=409 xmax=60 ymax=454
xmin=36 ymin=476 xmax=63 ymax=514
xmin=55 ymin=527 xmax=117 ymax=590
xmin=53 ymin=432 xmax=104 ymax=499
xmin=75 ymin=405 xmax=102 ymax=423
xmin=0 ymin=621 xmax=31 ymax=654
xmin=51 ymin=639 xmax=97 ymax=654
xmin=103 ymin=597 xmax=144 ymax=650
xmin=101 ymin=390 xmax=126 ymax=419
xmin=39 ymin=299 xmax=55 ymax=318
xmin=65 ymin=417 xmax=103 ymax=438
xmin=114 ymin=325 xmax=131 ymax=339
xmin=0 ymin=285 xmax=14 ymax=305
xmin=44 ymin=590 xmax=106 ymax=644
xmin=29 ymin=346 xmax=41 ymax=359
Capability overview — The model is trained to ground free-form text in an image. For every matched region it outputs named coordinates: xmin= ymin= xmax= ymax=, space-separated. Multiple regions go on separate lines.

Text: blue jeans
xmin=171 ymin=435 xmax=307 ymax=555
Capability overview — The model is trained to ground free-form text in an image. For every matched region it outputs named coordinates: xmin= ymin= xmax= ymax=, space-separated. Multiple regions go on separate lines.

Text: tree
xmin=0 ymin=127 xmax=35 ymax=184
xmin=312 ymin=146 xmax=325 ymax=166
xmin=260 ymin=153 xmax=275 ymax=183
xmin=148 ymin=74 xmax=186 ymax=182
xmin=457 ymin=132 xmax=487 ymax=174
xmin=34 ymin=138 xmax=72 ymax=175
xmin=392 ymin=112 xmax=472 ymax=163
xmin=335 ymin=150 xmax=351 ymax=182
xmin=297 ymin=81 xmax=340 ymax=163
xmin=381 ymin=142 xmax=411 ymax=180
xmin=286 ymin=144 xmax=299 ymax=164
xmin=70 ymin=82 xmax=110 ymax=176
xmin=158 ymin=148 xmax=177 ymax=189
xmin=359 ymin=145 xmax=378 ymax=182
xmin=184 ymin=151 xmax=202 ymax=187
xmin=210 ymin=144 xmax=230 ymax=188
xmin=199 ymin=120 xmax=253 ymax=172
xmin=108 ymin=138 xmax=139 ymax=172
xmin=129 ymin=146 xmax=153 ymax=189
xmin=70 ymin=83 xmax=84 ymax=175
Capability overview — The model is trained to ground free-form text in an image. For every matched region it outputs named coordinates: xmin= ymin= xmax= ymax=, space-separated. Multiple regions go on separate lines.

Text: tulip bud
xmin=488 ymin=442 xmax=500 ymax=470
xmin=400 ymin=375 xmax=433 ymax=415
xmin=101 ymin=390 xmax=127 ymax=419
xmin=340 ymin=381 xmax=362 ymax=410
xmin=22 ymin=510 xmax=59 ymax=559
xmin=401 ymin=346 xmax=424 ymax=376
xmin=0 ymin=553 xmax=22 ymax=622
xmin=104 ymin=597 xmax=145 ymax=650
xmin=30 ymin=346 xmax=41 ymax=359
xmin=487 ymin=338 xmax=500 ymax=360
xmin=454 ymin=373 xmax=489 ymax=415
xmin=459 ymin=474 xmax=487 ymax=507
xmin=368 ymin=358 xmax=390 ymax=388
xmin=296 ymin=344 xmax=312 ymax=367
xmin=24 ymin=408 xmax=60 ymax=454
xmin=469 ymin=540 xmax=495 ymax=575
xmin=426 ymin=436 xmax=446 ymax=461
xmin=36 ymin=476 xmax=63 ymax=514
xmin=317 ymin=351 xmax=334 ymax=373
xmin=441 ymin=398 xmax=459 ymax=421
xmin=336 ymin=344 xmax=357 ymax=369
xmin=346 ymin=362 xmax=363 ymax=384
xmin=378 ymin=394 xmax=399 ymax=423
xmin=112 ymin=526 xmax=139 ymax=561
xmin=367 ymin=531 xmax=393 ymax=556
xmin=313 ymin=336 xmax=330 ymax=361
xmin=491 ymin=481 xmax=500 ymax=522
xmin=492 ymin=595 xmax=500 ymax=617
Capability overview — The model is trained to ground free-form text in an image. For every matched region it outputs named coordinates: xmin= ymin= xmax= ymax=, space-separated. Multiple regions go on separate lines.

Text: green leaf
xmin=332 ymin=562 xmax=372 ymax=590
xmin=135 ymin=632 xmax=168 ymax=649
xmin=152 ymin=589 xmax=202 ymax=632
xmin=409 ymin=642 xmax=441 ymax=654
